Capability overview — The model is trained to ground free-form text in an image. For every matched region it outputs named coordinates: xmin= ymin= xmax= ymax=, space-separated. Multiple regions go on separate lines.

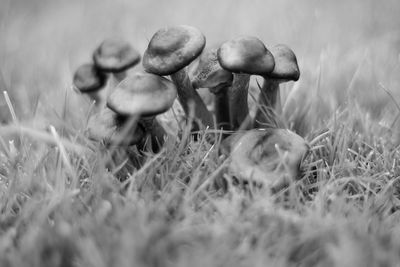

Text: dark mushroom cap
xmin=107 ymin=72 xmax=177 ymax=117
xmin=87 ymin=107 xmax=145 ymax=146
xmin=217 ymin=36 xmax=275 ymax=75
xmin=267 ymin=44 xmax=300 ymax=81
xmin=190 ymin=47 xmax=233 ymax=93
xmin=73 ymin=63 xmax=107 ymax=93
xmin=229 ymin=128 xmax=308 ymax=187
xmin=142 ymin=25 xmax=206 ymax=76
xmin=93 ymin=38 xmax=141 ymax=73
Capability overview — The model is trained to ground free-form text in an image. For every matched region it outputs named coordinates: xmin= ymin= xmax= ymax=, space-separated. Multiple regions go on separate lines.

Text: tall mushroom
xmin=217 ymin=36 xmax=275 ymax=130
xmin=224 ymin=128 xmax=309 ymax=192
xmin=190 ymin=47 xmax=233 ymax=132
xmin=73 ymin=63 xmax=107 ymax=107
xmin=253 ymin=44 xmax=300 ymax=128
xmin=142 ymin=25 xmax=214 ymax=130
xmin=93 ymin=38 xmax=141 ymax=89
xmin=106 ymin=72 xmax=177 ymax=152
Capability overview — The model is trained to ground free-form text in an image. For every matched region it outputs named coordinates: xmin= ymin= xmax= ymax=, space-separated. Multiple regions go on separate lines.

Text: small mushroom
xmin=254 ymin=44 xmax=300 ymax=128
xmin=142 ymin=25 xmax=214 ymax=130
xmin=225 ymin=128 xmax=309 ymax=191
xmin=93 ymin=38 xmax=141 ymax=89
xmin=72 ymin=63 xmax=107 ymax=106
xmin=190 ymin=47 xmax=233 ymax=132
xmin=106 ymin=72 xmax=177 ymax=152
xmin=217 ymin=36 xmax=275 ymax=130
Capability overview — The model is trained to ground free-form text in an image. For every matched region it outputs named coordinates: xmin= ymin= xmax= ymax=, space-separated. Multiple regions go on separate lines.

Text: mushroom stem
xmin=138 ymin=117 xmax=167 ymax=153
xmin=214 ymin=87 xmax=231 ymax=131
xmin=229 ymin=74 xmax=250 ymax=130
xmin=113 ymin=114 xmax=141 ymax=146
xmin=170 ymin=69 xmax=214 ymax=129
xmin=254 ymin=78 xmax=281 ymax=128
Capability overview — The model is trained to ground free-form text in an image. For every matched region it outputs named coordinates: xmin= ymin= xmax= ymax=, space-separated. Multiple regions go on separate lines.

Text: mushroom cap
xmin=217 ymin=36 xmax=275 ymax=75
xmin=229 ymin=128 xmax=308 ymax=189
xmin=93 ymin=38 xmax=141 ymax=73
xmin=107 ymin=72 xmax=177 ymax=117
xmin=142 ymin=25 xmax=206 ymax=76
xmin=73 ymin=63 xmax=107 ymax=92
xmin=87 ymin=107 xmax=145 ymax=146
xmin=190 ymin=47 xmax=233 ymax=93
xmin=267 ymin=44 xmax=300 ymax=81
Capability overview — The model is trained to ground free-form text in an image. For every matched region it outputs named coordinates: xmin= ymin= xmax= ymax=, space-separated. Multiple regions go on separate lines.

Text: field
xmin=1 ymin=0 xmax=400 ymax=266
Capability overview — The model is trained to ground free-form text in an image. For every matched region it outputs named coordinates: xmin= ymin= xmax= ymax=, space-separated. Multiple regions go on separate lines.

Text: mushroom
xmin=93 ymin=38 xmax=141 ymax=89
xmin=142 ymin=25 xmax=214 ymax=130
xmin=253 ymin=44 xmax=300 ymax=128
xmin=217 ymin=36 xmax=275 ymax=130
xmin=72 ymin=63 xmax=107 ymax=107
xmin=190 ymin=47 xmax=233 ymax=132
xmin=224 ymin=128 xmax=309 ymax=192
xmin=106 ymin=72 xmax=177 ymax=152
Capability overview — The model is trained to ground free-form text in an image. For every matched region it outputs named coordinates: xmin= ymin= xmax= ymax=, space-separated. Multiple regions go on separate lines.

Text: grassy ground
xmin=1 ymin=0 xmax=400 ymax=266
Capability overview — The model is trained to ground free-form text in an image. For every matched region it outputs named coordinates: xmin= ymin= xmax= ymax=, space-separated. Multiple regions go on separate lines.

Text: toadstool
xmin=142 ymin=25 xmax=214 ymax=130
xmin=73 ymin=63 xmax=107 ymax=107
xmin=217 ymin=36 xmax=275 ymax=130
xmin=93 ymin=38 xmax=141 ymax=89
xmin=253 ymin=44 xmax=300 ymax=128
xmin=106 ymin=72 xmax=177 ymax=152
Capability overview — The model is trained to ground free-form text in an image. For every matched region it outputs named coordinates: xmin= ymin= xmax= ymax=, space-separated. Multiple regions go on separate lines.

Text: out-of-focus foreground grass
xmin=1 ymin=1 xmax=400 ymax=266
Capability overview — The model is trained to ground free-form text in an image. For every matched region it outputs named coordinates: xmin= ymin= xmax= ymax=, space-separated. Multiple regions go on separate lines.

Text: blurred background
xmin=0 ymin=0 xmax=399 ymax=135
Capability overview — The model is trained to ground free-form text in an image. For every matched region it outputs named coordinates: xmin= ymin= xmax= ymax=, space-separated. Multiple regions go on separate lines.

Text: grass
xmin=1 ymin=0 xmax=400 ymax=266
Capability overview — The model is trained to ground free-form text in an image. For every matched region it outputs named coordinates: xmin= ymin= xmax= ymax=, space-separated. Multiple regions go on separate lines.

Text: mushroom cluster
xmin=72 ymin=26 xmax=308 ymax=191
xmin=215 ymin=36 xmax=307 ymax=190
xmin=73 ymin=38 xmax=141 ymax=108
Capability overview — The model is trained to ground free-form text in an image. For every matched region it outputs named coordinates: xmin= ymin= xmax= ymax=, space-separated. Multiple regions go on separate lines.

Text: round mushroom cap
xmin=142 ymin=25 xmax=206 ymax=76
xmin=190 ymin=47 xmax=233 ymax=93
xmin=217 ymin=36 xmax=275 ymax=75
xmin=229 ymin=128 xmax=308 ymax=189
xmin=93 ymin=38 xmax=141 ymax=73
xmin=267 ymin=44 xmax=300 ymax=81
xmin=107 ymin=72 xmax=177 ymax=117
xmin=87 ymin=107 xmax=145 ymax=146
xmin=73 ymin=63 xmax=107 ymax=93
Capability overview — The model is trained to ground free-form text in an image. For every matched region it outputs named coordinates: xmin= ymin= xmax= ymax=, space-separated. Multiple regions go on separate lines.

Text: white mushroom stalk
xmin=217 ymin=36 xmax=275 ymax=130
xmin=254 ymin=44 xmax=300 ymax=128
xmin=229 ymin=73 xmax=251 ymax=130
xmin=169 ymin=69 xmax=214 ymax=129
xmin=190 ymin=47 xmax=234 ymax=132
xmin=137 ymin=116 xmax=169 ymax=152
xmin=143 ymin=25 xmax=214 ymax=131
